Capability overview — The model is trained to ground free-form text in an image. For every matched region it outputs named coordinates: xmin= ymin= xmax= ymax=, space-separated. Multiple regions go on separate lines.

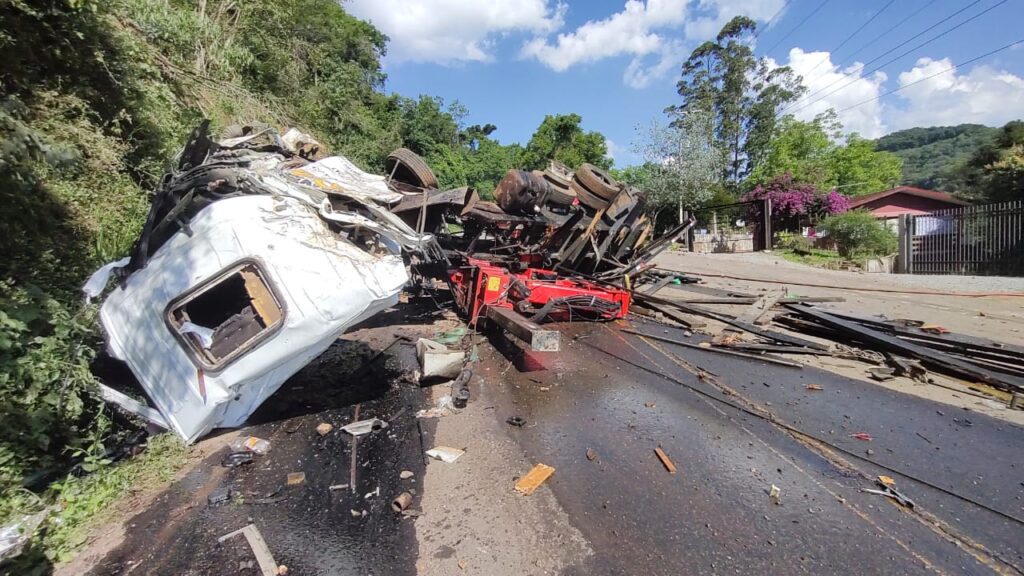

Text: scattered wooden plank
xmin=515 ymin=463 xmax=556 ymax=495
xmin=636 ymin=293 xmax=828 ymax=351
xmin=218 ymin=524 xmax=280 ymax=576
xmin=788 ymin=305 xmax=1024 ymax=393
xmin=654 ymin=447 xmax=677 ymax=474
xmin=735 ymin=290 xmax=785 ymax=325
xmin=621 ymin=329 xmax=804 ymax=368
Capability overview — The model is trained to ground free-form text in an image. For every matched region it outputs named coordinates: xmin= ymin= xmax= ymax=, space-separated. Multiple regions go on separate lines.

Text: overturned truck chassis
xmin=89 ymin=125 xmax=693 ymax=442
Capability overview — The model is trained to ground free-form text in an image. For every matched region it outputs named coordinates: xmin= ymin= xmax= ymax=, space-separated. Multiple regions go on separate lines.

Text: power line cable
xmin=781 ymin=0 xmax=1006 ymax=118
xmin=754 ymin=0 xmax=795 ymax=39
xmin=835 ymin=38 xmax=1024 ymax=113
xmin=778 ymin=0 xmax=983 ymax=116
xmin=763 ymin=0 xmax=832 ymax=55
xmin=843 ymin=0 xmax=939 ymax=64
xmin=802 ymin=0 xmax=897 ymax=78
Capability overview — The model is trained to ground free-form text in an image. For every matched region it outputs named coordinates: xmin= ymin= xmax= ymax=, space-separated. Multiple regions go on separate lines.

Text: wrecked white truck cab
xmin=88 ymin=123 xmax=440 ymax=443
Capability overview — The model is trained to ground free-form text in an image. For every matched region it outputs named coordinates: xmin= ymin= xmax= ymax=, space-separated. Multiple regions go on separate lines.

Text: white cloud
xmin=684 ymin=0 xmax=787 ymax=42
xmin=780 ymin=48 xmax=887 ymax=138
xmin=521 ymin=0 xmax=689 ymax=72
xmin=346 ymin=0 xmax=565 ymax=64
xmin=886 ymin=59 xmax=1024 ymax=130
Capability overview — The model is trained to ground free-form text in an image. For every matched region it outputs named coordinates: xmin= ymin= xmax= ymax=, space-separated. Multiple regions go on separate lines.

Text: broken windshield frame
xmin=164 ymin=259 xmax=287 ymax=373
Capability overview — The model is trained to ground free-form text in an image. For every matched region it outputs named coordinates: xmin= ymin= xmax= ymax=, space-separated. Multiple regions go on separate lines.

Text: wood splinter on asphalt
xmin=515 ymin=463 xmax=556 ymax=495
xmin=654 ymin=447 xmax=677 ymax=474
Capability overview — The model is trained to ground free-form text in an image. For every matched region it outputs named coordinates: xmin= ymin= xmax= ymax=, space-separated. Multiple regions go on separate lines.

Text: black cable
xmin=763 ymin=0 xmax=832 ymax=55
xmin=843 ymin=0 xmax=939 ymax=64
xmin=579 ymin=335 xmax=1024 ymax=529
xmin=801 ymin=0 xmax=896 ymax=78
xmin=780 ymin=0 xmax=993 ymax=118
xmin=754 ymin=0 xmax=795 ymax=40
xmin=835 ymin=38 xmax=1024 ymax=113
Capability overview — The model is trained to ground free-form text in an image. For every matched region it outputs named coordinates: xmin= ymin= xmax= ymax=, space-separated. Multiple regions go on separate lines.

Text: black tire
xmin=546 ymin=182 xmax=576 ymax=206
xmin=571 ymin=178 xmax=610 ymax=211
xmin=575 ymin=163 xmax=619 ymax=200
xmin=385 ymin=148 xmax=439 ymax=189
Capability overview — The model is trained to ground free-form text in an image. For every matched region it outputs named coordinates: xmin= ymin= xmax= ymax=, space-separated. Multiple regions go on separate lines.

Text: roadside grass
xmin=778 ymin=247 xmax=847 ymax=269
xmin=2 ymin=433 xmax=191 ymax=570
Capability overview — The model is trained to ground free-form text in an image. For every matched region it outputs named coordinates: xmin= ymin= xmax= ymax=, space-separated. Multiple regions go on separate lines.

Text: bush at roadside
xmin=819 ymin=210 xmax=897 ymax=259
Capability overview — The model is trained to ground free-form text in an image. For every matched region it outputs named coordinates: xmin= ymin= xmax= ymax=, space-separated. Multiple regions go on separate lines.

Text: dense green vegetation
xmin=875 ymin=122 xmax=1023 ymax=202
xmin=875 ymin=124 xmax=998 ymax=193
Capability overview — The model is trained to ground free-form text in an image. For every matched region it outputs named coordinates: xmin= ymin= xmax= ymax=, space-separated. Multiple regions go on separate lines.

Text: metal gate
xmin=901 ymin=201 xmax=1024 ymax=275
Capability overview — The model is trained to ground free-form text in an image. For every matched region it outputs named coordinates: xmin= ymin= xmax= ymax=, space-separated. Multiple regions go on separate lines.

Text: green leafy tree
xmin=521 ymin=113 xmax=611 ymax=171
xmin=829 ymin=134 xmax=902 ymax=196
xmin=397 ymin=95 xmax=461 ymax=156
xmin=749 ymin=113 xmax=901 ymax=195
xmin=673 ymin=16 xmax=804 ymax=186
xmin=956 ymin=120 xmax=1024 ymax=202
xmin=874 ymin=124 xmax=998 ymax=191
xmin=634 ymin=110 xmax=725 ymax=220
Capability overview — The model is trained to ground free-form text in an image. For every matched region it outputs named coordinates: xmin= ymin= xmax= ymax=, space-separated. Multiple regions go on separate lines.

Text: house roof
xmin=847 ymin=186 xmax=970 ymax=209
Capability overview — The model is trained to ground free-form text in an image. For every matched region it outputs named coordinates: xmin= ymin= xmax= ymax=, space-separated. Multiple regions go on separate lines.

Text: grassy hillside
xmin=875 ymin=124 xmax=998 ymax=192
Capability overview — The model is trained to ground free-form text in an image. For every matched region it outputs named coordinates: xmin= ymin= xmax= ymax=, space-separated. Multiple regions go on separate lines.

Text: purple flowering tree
xmin=742 ymin=173 xmax=849 ymax=231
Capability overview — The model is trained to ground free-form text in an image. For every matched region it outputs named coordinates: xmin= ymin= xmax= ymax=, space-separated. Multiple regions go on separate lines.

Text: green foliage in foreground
xmin=819 ymin=210 xmax=898 ymax=259
xmin=0 ymin=433 xmax=188 ymax=570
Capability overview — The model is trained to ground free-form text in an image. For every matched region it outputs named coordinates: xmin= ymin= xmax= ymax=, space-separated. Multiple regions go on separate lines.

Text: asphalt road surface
xmin=82 ymin=313 xmax=1024 ymax=575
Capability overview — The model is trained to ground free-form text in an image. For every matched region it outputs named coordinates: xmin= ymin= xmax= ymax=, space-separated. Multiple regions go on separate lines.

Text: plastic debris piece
xmin=208 ymin=487 xmax=233 ymax=505
xmin=515 ymin=463 xmax=556 ymax=495
xmin=222 ymin=451 xmax=254 ymax=468
xmin=179 ymin=322 xmax=216 ymax=349
xmin=286 ymin=472 xmax=306 ymax=486
xmin=417 ymin=338 xmax=465 ymax=380
xmin=654 ymin=447 xmax=677 ymax=474
xmin=230 ymin=436 xmax=271 ymax=455
xmin=425 ymin=446 xmax=464 ymax=463
xmin=329 ymin=484 xmax=350 ymax=491
xmin=644 ymin=402 xmax=656 ymax=408
xmin=0 ymin=510 xmax=49 ymax=562
xmin=878 ymin=475 xmax=896 ymax=487
xmin=364 ymin=487 xmax=380 ymax=499
xmin=416 ymin=396 xmax=456 ymax=418
xmin=849 ymin=432 xmax=873 ymax=441
xmin=805 ymin=384 xmax=823 ymax=391
xmin=341 ymin=418 xmax=388 ymax=436
xmin=316 ymin=423 xmax=333 ymax=436
xmin=769 ymin=484 xmax=781 ymax=504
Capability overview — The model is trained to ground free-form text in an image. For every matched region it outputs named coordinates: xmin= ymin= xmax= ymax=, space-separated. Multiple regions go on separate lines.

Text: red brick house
xmin=847 ymin=186 xmax=969 ymax=218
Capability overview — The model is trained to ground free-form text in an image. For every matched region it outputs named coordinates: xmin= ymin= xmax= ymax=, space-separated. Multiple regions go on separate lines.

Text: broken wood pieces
xmin=514 ymin=463 xmax=556 ymax=495
xmin=654 ymin=447 xmax=677 ymax=474
xmin=218 ymin=524 xmax=285 ymax=576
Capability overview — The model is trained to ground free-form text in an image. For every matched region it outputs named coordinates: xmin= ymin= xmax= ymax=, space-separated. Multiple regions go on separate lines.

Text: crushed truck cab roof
xmin=87 ymin=122 xmax=437 ymax=442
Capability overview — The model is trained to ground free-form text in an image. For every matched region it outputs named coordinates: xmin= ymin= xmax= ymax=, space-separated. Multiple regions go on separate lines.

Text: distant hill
xmin=874 ymin=124 xmax=998 ymax=193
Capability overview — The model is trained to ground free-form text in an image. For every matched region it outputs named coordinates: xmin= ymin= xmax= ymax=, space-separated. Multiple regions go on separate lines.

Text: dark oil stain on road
xmin=86 ymin=323 xmax=436 ymax=576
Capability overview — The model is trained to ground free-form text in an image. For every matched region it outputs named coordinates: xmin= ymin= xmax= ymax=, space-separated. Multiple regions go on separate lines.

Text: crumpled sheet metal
xmin=99 ymin=194 xmax=409 ymax=443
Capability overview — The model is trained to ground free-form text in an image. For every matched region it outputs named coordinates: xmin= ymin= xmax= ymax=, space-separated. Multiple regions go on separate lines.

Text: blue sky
xmin=347 ymin=0 xmax=1024 ymax=166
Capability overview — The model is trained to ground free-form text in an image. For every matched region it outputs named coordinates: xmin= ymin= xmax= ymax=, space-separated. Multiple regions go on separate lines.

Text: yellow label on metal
xmin=486 ymin=276 xmax=501 ymax=292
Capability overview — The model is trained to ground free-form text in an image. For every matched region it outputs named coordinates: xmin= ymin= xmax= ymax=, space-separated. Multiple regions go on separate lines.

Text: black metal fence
xmin=903 ymin=201 xmax=1024 ymax=276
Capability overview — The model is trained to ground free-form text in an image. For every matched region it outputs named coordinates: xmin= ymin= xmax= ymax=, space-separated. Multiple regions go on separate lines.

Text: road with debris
xmin=484 ymin=322 xmax=1024 ymax=575
xmin=72 ymin=303 xmax=1024 ymax=575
